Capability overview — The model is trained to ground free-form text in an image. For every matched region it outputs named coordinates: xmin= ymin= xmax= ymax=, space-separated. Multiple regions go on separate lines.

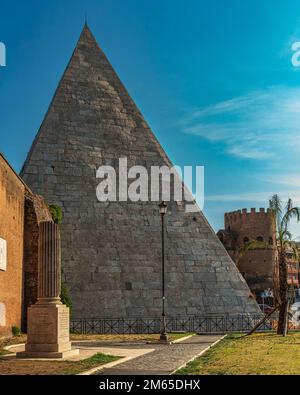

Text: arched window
xmin=243 ymin=237 xmax=249 ymax=244
xmin=268 ymin=237 xmax=273 ymax=245
xmin=257 ymin=236 xmax=263 ymax=242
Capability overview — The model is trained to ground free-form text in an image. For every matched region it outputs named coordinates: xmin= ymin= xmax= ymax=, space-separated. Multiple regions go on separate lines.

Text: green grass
xmin=52 ymin=352 xmax=121 ymax=375
xmin=175 ymin=332 xmax=300 ymax=375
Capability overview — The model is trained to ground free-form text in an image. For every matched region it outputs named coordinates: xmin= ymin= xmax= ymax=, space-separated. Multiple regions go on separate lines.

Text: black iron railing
xmin=70 ymin=314 xmax=290 ymax=334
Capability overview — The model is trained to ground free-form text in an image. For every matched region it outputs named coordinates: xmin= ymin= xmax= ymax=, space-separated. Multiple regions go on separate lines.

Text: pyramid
xmin=21 ymin=25 xmax=260 ymax=319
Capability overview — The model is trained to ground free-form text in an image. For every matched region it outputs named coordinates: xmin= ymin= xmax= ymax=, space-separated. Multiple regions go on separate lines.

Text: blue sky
xmin=1 ymin=0 xmax=300 ymax=235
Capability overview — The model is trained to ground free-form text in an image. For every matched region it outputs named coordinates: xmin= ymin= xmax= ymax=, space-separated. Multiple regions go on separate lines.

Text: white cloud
xmin=182 ymin=86 xmax=300 ymax=160
xmin=206 ymin=190 xmax=300 ymax=205
xmin=258 ymin=173 xmax=300 ymax=187
xmin=206 ymin=191 xmax=272 ymax=202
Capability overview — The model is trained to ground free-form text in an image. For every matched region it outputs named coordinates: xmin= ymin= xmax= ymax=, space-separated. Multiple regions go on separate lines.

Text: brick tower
xmin=218 ymin=208 xmax=276 ymax=298
xmin=21 ymin=24 xmax=260 ymax=318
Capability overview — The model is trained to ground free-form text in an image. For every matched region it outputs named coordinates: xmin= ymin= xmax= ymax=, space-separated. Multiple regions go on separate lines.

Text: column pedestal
xmin=18 ymin=304 xmax=78 ymax=358
xmin=17 ymin=222 xmax=78 ymax=359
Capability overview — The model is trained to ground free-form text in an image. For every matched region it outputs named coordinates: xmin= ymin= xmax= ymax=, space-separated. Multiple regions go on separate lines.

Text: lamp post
xmin=159 ymin=201 xmax=168 ymax=342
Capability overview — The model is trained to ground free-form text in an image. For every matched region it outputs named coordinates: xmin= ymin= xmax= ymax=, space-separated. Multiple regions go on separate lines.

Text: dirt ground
xmin=0 ymin=353 xmax=119 ymax=375
xmin=70 ymin=332 xmax=187 ymax=342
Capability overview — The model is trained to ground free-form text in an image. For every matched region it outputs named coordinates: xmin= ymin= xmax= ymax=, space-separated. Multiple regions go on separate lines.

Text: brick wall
xmin=0 ymin=154 xmax=52 ymax=337
xmin=224 ymin=208 xmax=275 ymax=246
xmin=0 ymin=155 xmax=25 ymax=337
xmin=218 ymin=208 xmax=276 ymax=299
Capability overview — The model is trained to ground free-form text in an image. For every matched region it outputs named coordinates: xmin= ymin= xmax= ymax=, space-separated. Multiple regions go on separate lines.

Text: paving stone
xmin=95 ymin=335 xmax=223 ymax=375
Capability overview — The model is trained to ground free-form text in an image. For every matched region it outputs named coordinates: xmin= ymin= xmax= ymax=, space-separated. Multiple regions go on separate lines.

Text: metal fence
xmin=70 ymin=315 xmax=289 ymax=334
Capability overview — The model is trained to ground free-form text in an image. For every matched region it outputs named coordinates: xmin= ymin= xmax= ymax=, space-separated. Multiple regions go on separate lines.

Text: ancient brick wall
xmin=227 ymin=249 xmax=275 ymax=294
xmin=0 ymin=154 xmax=25 ymax=337
xmin=0 ymin=154 xmax=52 ymax=336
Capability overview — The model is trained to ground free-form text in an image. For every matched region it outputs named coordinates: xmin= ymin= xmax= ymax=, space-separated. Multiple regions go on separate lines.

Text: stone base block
xmin=17 ymin=303 xmax=75 ymax=359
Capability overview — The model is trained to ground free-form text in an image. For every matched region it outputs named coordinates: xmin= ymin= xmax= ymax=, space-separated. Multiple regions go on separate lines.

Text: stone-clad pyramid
xmin=21 ymin=24 xmax=260 ymax=319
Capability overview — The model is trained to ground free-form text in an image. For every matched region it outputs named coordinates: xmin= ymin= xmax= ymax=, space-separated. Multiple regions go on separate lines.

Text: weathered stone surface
xmin=24 ymin=304 xmax=71 ymax=352
xmin=18 ymin=304 xmax=78 ymax=358
xmin=37 ymin=222 xmax=61 ymax=303
xmin=23 ymin=192 xmax=53 ymax=330
xmin=21 ymin=24 xmax=260 ymax=318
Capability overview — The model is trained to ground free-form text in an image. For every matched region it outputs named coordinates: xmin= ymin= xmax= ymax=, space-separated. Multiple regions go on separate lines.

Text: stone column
xmin=17 ymin=221 xmax=79 ymax=359
xmin=37 ymin=221 xmax=61 ymax=305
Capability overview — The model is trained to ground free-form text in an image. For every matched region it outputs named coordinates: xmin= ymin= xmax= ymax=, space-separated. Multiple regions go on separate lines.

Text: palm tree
xmin=269 ymin=194 xmax=300 ymax=335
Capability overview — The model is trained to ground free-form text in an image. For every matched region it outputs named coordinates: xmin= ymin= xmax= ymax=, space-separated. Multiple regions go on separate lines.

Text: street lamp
xmin=159 ymin=201 xmax=168 ymax=342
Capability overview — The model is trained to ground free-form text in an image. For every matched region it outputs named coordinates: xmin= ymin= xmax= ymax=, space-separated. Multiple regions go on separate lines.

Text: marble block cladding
xmin=20 ymin=24 xmax=261 ymax=319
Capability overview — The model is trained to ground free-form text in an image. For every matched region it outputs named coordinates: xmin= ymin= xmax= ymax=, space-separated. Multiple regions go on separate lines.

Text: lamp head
xmin=159 ymin=201 xmax=167 ymax=216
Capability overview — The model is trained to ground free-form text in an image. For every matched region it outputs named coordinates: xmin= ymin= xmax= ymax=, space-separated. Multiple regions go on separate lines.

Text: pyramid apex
xmin=83 ymin=20 xmax=89 ymax=30
xmin=80 ymin=21 xmax=94 ymax=38
xmin=74 ymin=22 xmax=103 ymax=56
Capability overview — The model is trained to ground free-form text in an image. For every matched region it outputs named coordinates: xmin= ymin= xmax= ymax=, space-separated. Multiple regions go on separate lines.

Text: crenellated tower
xmin=218 ymin=208 xmax=276 ymax=300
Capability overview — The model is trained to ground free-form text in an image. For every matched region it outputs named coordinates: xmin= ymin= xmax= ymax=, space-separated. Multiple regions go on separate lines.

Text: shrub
xmin=12 ymin=326 xmax=21 ymax=336
xmin=60 ymin=282 xmax=72 ymax=317
xmin=49 ymin=204 xmax=63 ymax=224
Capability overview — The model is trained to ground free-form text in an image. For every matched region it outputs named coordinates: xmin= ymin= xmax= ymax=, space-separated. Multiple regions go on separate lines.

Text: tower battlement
xmin=225 ymin=208 xmax=273 ymax=226
xmin=219 ymin=207 xmax=277 ymax=299
xmin=223 ymin=207 xmax=275 ymax=246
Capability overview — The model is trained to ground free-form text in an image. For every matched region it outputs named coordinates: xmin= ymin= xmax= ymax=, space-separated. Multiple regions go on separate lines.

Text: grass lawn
xmin=176 ymin=332 xmax=300 ymax=375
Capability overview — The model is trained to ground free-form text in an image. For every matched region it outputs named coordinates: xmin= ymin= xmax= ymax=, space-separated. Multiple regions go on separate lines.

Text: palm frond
xmin=269 ymin=194 xmax=283 ymax=235
xmin=284 ymin=198 xmax=293 ymax=233
xmin=282 ymin=240 xmax=298 ymax=259
xmin=281 ymin=206 xmax=300 ymax=232
xmin=285 ymin=198 xmax=293 ymax=213
xmin=291 ymin=244 xmax=299 ymax=260
xmin=269 ymin=194 xmax=282 ymax=212
xmin=283 ymin=230 xmax=292 ymax=240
